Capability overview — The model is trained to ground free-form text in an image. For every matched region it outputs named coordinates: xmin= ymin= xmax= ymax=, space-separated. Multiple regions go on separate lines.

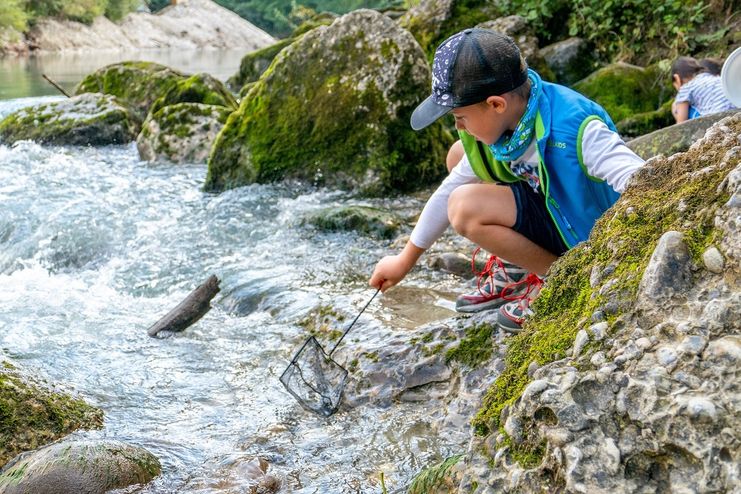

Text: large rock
xmin=573 ymin=62 xmax=671 ymax=124
xmin=303 ymin=205 xmax=402 ymax=239
xmin=540 ymin=37 xmax=597 ymax=85
xmin=455 ymin=113 xmax=741 ymax=493
xmin=75 ymin=61 xmax=186 ymax=123
xmin=398 ymin=0 xmax=501 ymax=58
xmin=0 ymin=360 xmax=103 ymax=467
xmin=0 ymin=93 xmax=137 ymax=146
xmin=0 ymin=440 xmax=160 ymax=493
xmin=205 ymin=9 xmax=450 ymax=194
xmin=627 ymin=109 xmax=739 ymax=159
xmin=137 ymin=103 xmax=232 ymax=164
xmin=476 ymin=16 xmax=554 ymax=81
xmin=148 ymin=72 xmax=237 ymax=116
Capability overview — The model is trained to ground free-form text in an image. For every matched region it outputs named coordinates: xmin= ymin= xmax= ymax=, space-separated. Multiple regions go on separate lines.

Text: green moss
xmin=297 ymin=304 xmax=347 ymax=340
xmin=75 ymin=61 xmax=186 ymax=122
xmin=471 ymin=116 xmax=740 ymax=437
xmin=445 ymin=323 xmax=495 ymax=368
xmin=617 ymin=99 xmax=675 ymax=138
xmin=0 ymin=364 xmax=104 ymax=466
xmin=228 ymin=38 xmax=296 ymax=90
xmin=205 ymin=14 xmax=450 ymax=194
xmin=573 ymin=62 xmax=673 ymax=124
xmin=149 ymin=73 xmax=237 ymax=116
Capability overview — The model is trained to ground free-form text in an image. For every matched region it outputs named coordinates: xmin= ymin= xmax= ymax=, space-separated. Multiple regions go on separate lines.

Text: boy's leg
xmin=448 ymin=183 xmax=558 ymax=277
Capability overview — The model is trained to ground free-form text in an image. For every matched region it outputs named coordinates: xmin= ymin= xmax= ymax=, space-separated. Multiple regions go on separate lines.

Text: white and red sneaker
xmin=455 ymin=248 xmax=531 ymax=313
xmin=496 ymin=273 xmax=544 ymax=333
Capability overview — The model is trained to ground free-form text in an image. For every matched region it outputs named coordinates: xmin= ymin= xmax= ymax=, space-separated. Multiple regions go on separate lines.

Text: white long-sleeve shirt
xmin=409 ymin=119 xmax=644 ymax=249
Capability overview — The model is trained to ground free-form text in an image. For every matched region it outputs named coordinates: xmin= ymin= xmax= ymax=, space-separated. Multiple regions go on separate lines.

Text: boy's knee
xmin=446 ymin=140 xmax=464 ymax=173
xmin=448 ymin=186 xmax=476 ymax=234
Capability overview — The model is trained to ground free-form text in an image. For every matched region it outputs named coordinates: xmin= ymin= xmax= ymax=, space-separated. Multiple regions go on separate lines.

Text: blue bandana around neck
xmin=488 ymin=69 xmax=541 ymax=162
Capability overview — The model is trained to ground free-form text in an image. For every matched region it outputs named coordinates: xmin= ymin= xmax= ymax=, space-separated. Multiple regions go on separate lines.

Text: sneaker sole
xmin=455 ymin=298 xmax=509 ymax=313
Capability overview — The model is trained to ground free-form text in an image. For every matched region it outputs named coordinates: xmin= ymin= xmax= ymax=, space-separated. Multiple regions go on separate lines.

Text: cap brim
xmin=410 ymin=95 xmax=452 ymax=130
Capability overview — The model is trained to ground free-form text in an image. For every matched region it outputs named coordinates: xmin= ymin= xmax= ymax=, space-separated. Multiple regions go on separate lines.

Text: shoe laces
xmin=471 ymin=247 xmax=508 ymax=296
xmin=505 ymin=272 xmax=544 ymax=307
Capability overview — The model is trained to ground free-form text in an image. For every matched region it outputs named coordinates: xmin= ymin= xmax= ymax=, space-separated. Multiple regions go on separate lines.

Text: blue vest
xmin=459 ymin=80 xmax=621 ymax=249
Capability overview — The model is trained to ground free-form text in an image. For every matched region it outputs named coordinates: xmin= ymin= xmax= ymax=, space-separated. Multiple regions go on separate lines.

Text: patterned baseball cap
xmin=410 ymin=28 xmax=528 ymax=130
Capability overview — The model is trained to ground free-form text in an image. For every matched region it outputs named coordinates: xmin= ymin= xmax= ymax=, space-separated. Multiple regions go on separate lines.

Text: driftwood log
xmin=147 ymin=275 xmax=221 ymax=337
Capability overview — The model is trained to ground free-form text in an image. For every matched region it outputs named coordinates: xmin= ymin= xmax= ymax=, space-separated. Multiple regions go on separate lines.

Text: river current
xmin=0 ymin=95 xmax=465 ymax=493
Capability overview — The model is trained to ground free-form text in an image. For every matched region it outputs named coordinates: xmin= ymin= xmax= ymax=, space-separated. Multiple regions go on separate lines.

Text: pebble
xmin=702 ymin=246 xmax=724 ymax=273
xmin=679 ymin=335 xmax=707 ymax=355
xmin=635 ymin=337 xmax=652 ymax=350
xmin=527 ymin=360 xmax=540 ymax=377
xmin=591 ymin=351 xmax=606 ymax=367
xmin=590 ymin=322 xmax=608 ymax=341
xmin=573 ymin=330 xmax=589 ymax=358
xmin=522 ymin=379 xmax=549 ymax=399
xmin=657 ymin=347 xmax=678 ymax=368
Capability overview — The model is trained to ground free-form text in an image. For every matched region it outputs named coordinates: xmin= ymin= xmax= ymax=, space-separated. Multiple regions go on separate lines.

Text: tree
xmin=0 ymin=0 xmax=28 ymax=31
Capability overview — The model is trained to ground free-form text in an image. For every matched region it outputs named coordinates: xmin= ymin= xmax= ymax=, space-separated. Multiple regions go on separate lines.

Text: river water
xmin=0 ymin=51 xmax=466 ymax=493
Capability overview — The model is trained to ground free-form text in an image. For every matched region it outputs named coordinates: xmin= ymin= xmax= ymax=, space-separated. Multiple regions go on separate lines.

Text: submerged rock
xmin=0 ymin=93 xmax=136 ymax=146
xmin=137 ymin=102 xmax=232 ymax=164
xmin=206 ymin=9 xmax=449 ymax=194
xmin=75 ymin=61 xmax=186 ymax=123
xmin=0 ymin=440 xmax=160 ymax=494
xmin=303 ymin=205 xmax=402 ymax=239
xmin=0 ymin=360 xmax=103 ymax=467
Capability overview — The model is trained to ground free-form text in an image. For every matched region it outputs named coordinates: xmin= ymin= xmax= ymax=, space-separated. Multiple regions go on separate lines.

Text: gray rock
xmin=0 ymin=440 xmax=160 ymax=494
xmin=137 ymin=103 xmax=232 ymax=164
xmin=540 ymin=37 xmax=596 ymax=85
xmin=636 ymin=231 xmax=692 ymax=327
xmin=702 ymin=246 xmax=725 ymax=273
xmin=0 ymin=93 xmax=137 ymax=146
xmin=573 ymin=330 xmax=589 ymax=358
xmin=628 ymin=110 xmax=739 ymax=160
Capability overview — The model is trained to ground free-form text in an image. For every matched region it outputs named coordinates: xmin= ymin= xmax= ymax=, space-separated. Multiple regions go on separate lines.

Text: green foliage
xmin=212 ymin=0 xmax=403 ymax=37
xmin=0 ymin=0 xmax=28 ymax=31
xmin=26 ymin=0 xmax=107 ymax=24
xmin=105 ymin=0 xmax=139 ymax=21
xmin=408 ymin=454 xmax=463 ymax=494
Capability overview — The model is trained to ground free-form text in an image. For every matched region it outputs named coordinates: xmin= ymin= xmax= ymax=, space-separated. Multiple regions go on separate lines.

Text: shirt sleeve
xmin=675 ymin=83 xmax=693 ymax=104
xmin=580 ymin=119 xmax=645 ymax=193
xmin=409 ymin=154 xmax=480 ymax=249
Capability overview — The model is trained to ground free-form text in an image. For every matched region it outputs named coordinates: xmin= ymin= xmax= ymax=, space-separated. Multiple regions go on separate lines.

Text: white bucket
xmin=721 ymin=47 xmax=741 ymax=107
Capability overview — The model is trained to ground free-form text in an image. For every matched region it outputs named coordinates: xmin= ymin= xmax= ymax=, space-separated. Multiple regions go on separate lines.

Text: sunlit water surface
xmin=0 ymin=96 xmax=466 ymax=493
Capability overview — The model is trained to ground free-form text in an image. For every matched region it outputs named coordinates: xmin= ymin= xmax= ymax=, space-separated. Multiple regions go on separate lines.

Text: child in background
xmin=671 ymin=56 xmax=736 ymax=123
xmin=699 ymin=57 xmax=723 ymax=76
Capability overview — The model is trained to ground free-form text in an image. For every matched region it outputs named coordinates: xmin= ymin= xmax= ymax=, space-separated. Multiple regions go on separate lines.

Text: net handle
xmin=327 ymin=287 xmax=381 ymax=356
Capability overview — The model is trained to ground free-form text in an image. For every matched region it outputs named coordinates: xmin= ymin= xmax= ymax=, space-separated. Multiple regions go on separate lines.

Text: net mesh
xmin=279 ymin=336 xmax=349 ymax=417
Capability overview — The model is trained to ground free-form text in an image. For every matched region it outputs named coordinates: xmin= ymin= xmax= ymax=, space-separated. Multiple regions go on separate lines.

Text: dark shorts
xmin=508 ymin=181 xmax=569 ymax=256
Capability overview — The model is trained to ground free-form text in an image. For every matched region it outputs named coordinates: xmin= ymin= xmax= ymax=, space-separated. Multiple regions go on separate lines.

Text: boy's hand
xmin=369 ymin=242 xmax=425 ymax=292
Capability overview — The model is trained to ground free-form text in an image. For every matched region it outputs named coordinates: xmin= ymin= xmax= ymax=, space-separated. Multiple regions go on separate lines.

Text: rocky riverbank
xmin=0 ymin=0 xmax=274 ymax=56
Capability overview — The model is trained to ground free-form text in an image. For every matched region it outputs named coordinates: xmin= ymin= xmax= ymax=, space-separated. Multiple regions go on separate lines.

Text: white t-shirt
xmin=409 ymin=119 xmax=644 ymax=249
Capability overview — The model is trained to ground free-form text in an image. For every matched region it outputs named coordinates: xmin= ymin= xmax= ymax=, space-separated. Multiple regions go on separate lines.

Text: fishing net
xmin=280 ymin=288 xmax=380 ymax=417
xmin=279 ymin=336 xmax=348 ymax=417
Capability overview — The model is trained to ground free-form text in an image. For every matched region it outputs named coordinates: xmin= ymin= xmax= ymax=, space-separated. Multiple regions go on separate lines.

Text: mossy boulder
xmin=398 ymin=0 xmax=502 ymax=60
xmin=148 ymin=73 xmax=237 ymax=116
xmin=227 ymin=38 xmax=295 ymax=91
xmin=572 ymin=62 xmax=672 ymax=124
xmin=0 ymin=93 xmax=137 ymax=146
xmin=0 ymin=360 xmax=103 ymax=467
xmin=476 ymin=16 xmax=554 ymax=81
xmin=0 ymin=440 xmax=160 ymax=493
xmin=616 ymin=99 xmax=674 ymax=138
xmin=137 ymin=102 xmax=233 ymax=164
xmin=304 ymin=205 xmax=402 ymax=239
xmin=205 ymin=9 xmax=450 ymax=194
xmin=627 ymin=109 xmax=739 ymax=159
xmin=74 ymin=61 xmax=186 ymax=123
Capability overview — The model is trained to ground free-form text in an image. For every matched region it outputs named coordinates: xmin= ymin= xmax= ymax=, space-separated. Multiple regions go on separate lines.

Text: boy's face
xmin=450 ymin=94 xmax=522 ymax=145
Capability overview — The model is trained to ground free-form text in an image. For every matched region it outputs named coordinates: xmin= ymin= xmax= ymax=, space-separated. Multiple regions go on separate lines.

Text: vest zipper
xmin=548 ymin=197 xmax=579 ymax=243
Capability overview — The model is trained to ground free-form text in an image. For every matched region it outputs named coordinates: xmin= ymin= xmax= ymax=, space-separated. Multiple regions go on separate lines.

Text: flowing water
xmin=0 ymin=89 xmax=466 ymax=492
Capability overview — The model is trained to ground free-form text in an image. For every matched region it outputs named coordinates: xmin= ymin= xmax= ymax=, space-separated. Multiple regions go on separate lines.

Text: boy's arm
xmin=580 ymin=119 xmax=645 ymax=192
xmin=369 ymin=155 xmax=479 ymax=291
